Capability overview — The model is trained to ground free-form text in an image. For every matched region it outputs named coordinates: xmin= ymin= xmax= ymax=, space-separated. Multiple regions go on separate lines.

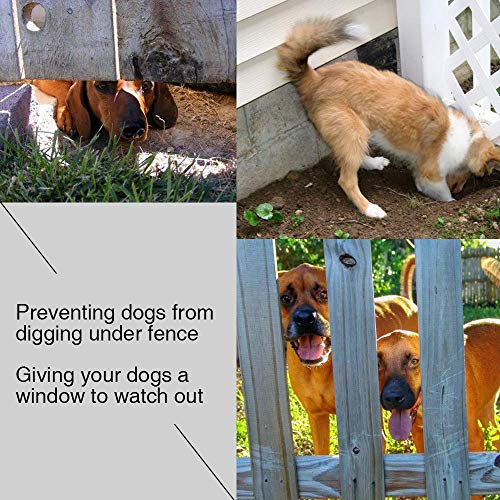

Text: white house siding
xmin=237 ymin=0 xmax=397 ymax=106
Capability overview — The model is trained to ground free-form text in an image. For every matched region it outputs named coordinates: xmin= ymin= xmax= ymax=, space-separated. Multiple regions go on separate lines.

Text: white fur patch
xmin=344 ymin=23 xmax=368 ymax=39
xmin=362 ymin=156 xmax=389 ymax=170
xmin=369 ymin=131 xmax=418 ymax=166
xmin=415 ymin=176 xmax=454 ymax=202
xmin=438 ymin=110 xmax=472 ymax=177
xmin=364 ymin=203 xmax=387 ymax=218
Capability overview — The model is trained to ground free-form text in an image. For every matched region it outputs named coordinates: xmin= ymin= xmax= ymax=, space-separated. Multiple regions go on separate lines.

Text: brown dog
xmin=278 ymin=263 xmax=418 ymax=454
xmin=377 ymin=319 xmax=500 ymax=453
xmin=33 ymin=80 xmax=178 ymax=142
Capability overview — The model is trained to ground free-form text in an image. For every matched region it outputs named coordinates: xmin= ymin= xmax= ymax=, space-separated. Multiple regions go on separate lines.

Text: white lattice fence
xmin=397 ymin=0 xmax=500 ymax=142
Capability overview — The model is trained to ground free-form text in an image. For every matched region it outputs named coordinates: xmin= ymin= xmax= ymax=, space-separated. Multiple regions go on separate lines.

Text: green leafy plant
xmin=291 ymin=213 xmax=305 ymax=227
xmin=243 ymin=203 xmax=283 ymax=227
xmin=479 ymin=416 xmax=499 ymax=451
xmin=486 ymin=207 xmax=500 ymax=220
xmin=334 ymin=229 xmax=350 ymax=239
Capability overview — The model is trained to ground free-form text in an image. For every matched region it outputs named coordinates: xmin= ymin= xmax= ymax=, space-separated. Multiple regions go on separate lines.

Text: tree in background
xmin=275 ymin=236 xmax=325 ymax=271
xmin=371 ymin=240 xmax=413 ymax=296
xmin=276 ymin=237 xmax=413 ymax=297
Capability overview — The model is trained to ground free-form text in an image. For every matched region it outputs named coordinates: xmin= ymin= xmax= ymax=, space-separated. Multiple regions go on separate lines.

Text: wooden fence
xmin=237 ymin=239 xmax=500 ymax=499
xmin=0 ymin=1 xmax=236 ymax=83
xmin=462 ymin=246 xmax=500 ymax=306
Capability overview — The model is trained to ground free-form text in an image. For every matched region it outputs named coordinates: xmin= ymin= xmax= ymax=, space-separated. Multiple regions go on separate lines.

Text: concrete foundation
xmin=237 ymin=29 xmax=399 ymax=200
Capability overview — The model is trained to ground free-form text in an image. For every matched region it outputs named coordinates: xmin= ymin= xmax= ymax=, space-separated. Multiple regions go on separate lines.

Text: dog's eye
xmin=141 ymin=81 xmax=153 ymax=93
xmin=319 ymin=289 xmax=328 ymax=301
xmin=280 ymin=294 xmax=293 ymax=306
xmin=95 ymin=81 xmax=116 ymax=93
xmin=409 ymin=358 xmax=419 ymax=367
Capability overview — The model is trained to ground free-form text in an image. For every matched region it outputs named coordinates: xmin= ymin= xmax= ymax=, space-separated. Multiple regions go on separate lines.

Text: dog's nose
xmin=122 ymin=122 xmax=146 ymax=140
xmin=292 ymin=306 xmax=317 ymax=327
xmin=381 ymin=390 xmax=406 ymax=409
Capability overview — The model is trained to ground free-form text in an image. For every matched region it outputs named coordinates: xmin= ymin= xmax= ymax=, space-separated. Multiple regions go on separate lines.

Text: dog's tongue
xmin=389 ymin=409 xmax=413 ymax=441
xmin=297 ymin=335 xmax=324 ymax=361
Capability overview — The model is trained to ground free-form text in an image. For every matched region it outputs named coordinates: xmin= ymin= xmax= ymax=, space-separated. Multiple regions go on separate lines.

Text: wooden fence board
xmin=0 ymin=3 xmax=21 ymax=80
xmin=117 ymin=0 xmax=236 ymax=83
xmin=462 ymin=247 xmax=500 ymax=306
xmin=14 ymin=0 xmax=118 ymax=80
xmin=1 ymin=1 xmax=236 ymax=83
xmin=237 ymin=240 xmax=299 ymax=500
xmin=237 ymin=452 xmax=500 ymax=497
xmin=323 ymin=239 xmax=384 ymax=500
xmin=415 ymin=239 xmax=470 ymax=500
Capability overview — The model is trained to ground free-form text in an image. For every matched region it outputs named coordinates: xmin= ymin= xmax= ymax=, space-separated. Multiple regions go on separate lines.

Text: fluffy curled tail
xmin=400 ymin=254 xmax=416 ymax=302
xmin=277 ymin=17 xmax=367 ymax=83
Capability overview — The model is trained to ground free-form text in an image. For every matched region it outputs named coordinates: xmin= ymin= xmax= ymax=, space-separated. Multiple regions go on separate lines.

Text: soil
xmin=237 ymin=156 xmax=500 ymax=239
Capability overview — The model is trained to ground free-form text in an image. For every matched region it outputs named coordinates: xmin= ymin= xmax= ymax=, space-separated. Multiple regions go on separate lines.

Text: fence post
xmin=415 ymin=239 xmax=471 ymax=500
xmin=0 ymin=3 xmax=22 ymax=80
xmin=324 ymin=239 xmax=384 ymax=500
xmin=396 ymin=0 xmax=452 ymax=101
xmin=237 ymin=240 xmax=299 ymax=500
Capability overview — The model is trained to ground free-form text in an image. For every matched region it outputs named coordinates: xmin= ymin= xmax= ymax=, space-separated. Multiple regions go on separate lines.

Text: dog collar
xmin=410 ymin=392 xmax=423 ymax=422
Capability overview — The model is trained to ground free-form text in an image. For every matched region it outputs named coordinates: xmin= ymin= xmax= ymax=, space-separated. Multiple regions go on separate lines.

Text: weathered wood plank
xmin=323 ymin=239 xmax=384 ymax=500
xmin=14 ymin=0 xmax=117 ymax=80
xmin=237 ymin=240 xmax=299 ymax=500
xmin=0 ymin=2 xmax=21 ymax=80
xmin=117 ymin=0 xmax=236 ymax=83
xmin=238 ymin=452 xmax=500 ymax=498
xmin=415 ymin=239 xmax=470 ymax=500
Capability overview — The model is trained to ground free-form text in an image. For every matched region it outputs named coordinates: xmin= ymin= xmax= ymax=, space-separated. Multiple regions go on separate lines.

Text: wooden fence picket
xmin=324 ymin=239 xmax=384 ymax=500
xmin=415 ymin=239 xmax=471 ymax=500
xmin=237 ymin=239 xmax=299 ymax=500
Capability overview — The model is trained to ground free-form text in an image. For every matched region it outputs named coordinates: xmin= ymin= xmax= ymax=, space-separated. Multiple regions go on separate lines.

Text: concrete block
xmin=237 ymin=29 xmax=399 ymax=200
xmin=0 ymin=84 xmax=36 ymax=142
xmin=238 ymin=119 xmax=330 ymax=200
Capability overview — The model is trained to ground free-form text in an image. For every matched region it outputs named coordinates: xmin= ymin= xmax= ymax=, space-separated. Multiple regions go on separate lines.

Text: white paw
xmin=364 ymin=203 xmax=387 ymax=218
xmin=363 ymin=156 xmax=390 ymax=171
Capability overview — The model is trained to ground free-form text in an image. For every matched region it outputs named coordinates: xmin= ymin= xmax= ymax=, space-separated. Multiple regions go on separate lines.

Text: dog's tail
xmin=400 ymin=254 xmax=416 ymax=302
xmin=277 ymin=17 xmax=367 ymax=84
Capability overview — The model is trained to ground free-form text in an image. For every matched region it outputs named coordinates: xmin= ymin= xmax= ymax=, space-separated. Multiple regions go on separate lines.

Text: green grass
xmin=464 ymin=305 xmax=500 ymax=323
xmin=237 ymin=305 xmax=500 ymax=499
xmin=0 ymin=129 xmax=234 ymax=202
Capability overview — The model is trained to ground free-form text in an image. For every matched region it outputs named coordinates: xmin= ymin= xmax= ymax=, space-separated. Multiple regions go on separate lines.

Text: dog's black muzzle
xmin=380 ymin=376 xmax=416 ymax=411
xmin=285 ymin=305 xmax=329 ymax=341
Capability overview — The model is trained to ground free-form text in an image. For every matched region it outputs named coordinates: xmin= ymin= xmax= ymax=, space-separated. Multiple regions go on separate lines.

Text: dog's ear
xmin=147 ymin=83 xmax=178 ymax=129
xmin=485 ymin=147 xmax=500 ymax=174
xmin=65 ymin=81 xmax=92 ymax=141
